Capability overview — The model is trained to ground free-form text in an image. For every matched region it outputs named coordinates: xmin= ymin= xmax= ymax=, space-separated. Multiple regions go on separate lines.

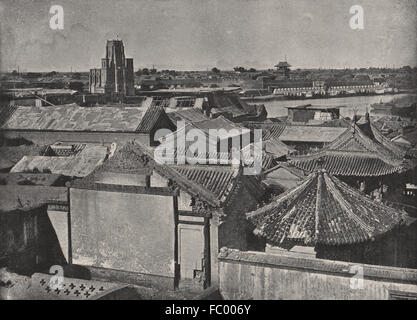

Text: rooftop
xmin=286 ymin=104 xmax=342 ymax=110
xmin=1 ymin=104 xmax=167 ymax=133
xmin=243 ymin=122 xmax=347 ymax=143
xmin=10 ymin=144 xmax=108 ymax=178
xmin=167 ymin=108 xmax=209 ymax=124
xmin=74 ymin=141 xmax=265 ymax=209
xmin=279 ymin=126 xmax=347 ymax=143
xmin=247 ymin=170 xmax=407 ymax=246
xmin=289 ymin=119 xmax=407 ymax=176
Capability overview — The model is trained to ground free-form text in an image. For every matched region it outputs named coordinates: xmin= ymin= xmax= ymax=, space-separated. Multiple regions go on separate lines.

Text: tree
xmin=71 ymin=72 xmax=81 ymax=80
xmin=68 ymin=81 xmax=84 ymax=92
xmin=211 ymin=67 xmax=220 ymax=74
xmin=234 ymin=66 xmax=246 ymax=73
xmin=45 ymin=71 xmax=57 ymax=77
xmin=136 ymin=68 xmax=150 ymax=76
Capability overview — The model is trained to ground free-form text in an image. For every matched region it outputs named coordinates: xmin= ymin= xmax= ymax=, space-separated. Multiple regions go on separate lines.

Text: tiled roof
xmin=240 ymin=140 xmax=291 ymax=171
xmin=243 ymin=122 xmax=347 ymax=143
xmin=10 ymin=144 xmax=108 ymax=177
xmin=156 ymin=143 xmax=275 ymax=172
xmin=279 ymin=126 xmax=347 ymax=143
xmin=74 ymin=142 xmax=228 ymax=207
xmin=136 ymin=105 xmax=165 ymax=133
xmin=194 ymin=116 xmax=250 ymax=134
xmin=210 ymin=106 xmax=247 ymax=118
xmin=171 ymin=165 xmax=239 ymax=203
xmin=289 ymin=121 xmax=406 ymax=176
xmin=1 ymin=104 xmax=167 ymax=133
xmin=247 ymin=170 xmax=407 ymax=246
xmin=167 ymin=108 xmax=209 ymax=124
xmin=263 ymin=163 xmax=306 ymax=191
xmin=74 ymin=141 xmax=265 ymax=209
xmin=290 ymin=153 xmax=402 ymax=176
xmin=0 ymin=105 xmax=18 ymax=127
xmin=160 ymin=116 xmax=250 ymax=150
xmin=262 ymin=125 xmax=287 ymax=141
xmin=0 ymin=145 xmax=46 ymax=168
xmin=206 ymin=93 xmax=257 ymax=116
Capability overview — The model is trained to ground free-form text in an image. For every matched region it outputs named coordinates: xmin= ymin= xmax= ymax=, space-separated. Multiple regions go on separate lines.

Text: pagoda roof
xmin=288 ymin=119 xmax=407 ymax=176
xmin=275 ymin=61 xmax=291 ymax=68
xmin=247 ymin=170 xmax=407 ymax=246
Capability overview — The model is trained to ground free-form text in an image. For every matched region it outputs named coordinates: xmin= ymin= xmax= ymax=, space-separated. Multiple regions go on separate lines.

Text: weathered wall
xmin=71 ymin=189 xmax=175 ymax=277
xmin=0 ymin=207 xmax=65 ymax=274
xmin=2 ymin=130 xmax=150 ymax=146
xmin=47 ymin=210 xmax=69 ymax=262
xmin=219 ymin=248 xmax=417 ymax=300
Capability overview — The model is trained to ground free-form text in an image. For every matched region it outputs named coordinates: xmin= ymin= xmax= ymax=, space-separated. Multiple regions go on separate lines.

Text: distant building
xmin=89 ymin=40 xmax=135 ymax=96
xmin=275 ymin=61 xmax=291 ymax=79
xmin=286 ymin=104 xmax=341 ymax=124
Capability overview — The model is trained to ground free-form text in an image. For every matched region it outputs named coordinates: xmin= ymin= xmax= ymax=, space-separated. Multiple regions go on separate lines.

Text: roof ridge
xmin=323 ymin=172 xmax=375 ymax=235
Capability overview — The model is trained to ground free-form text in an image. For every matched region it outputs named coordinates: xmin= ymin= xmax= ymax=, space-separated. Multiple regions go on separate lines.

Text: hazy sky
xmin=1 ymin=0 xmax=416 ymax=71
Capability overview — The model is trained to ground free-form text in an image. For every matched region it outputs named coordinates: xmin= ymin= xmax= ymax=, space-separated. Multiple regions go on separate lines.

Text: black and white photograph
xmin=0 ymin=0 xmax=417 ymax=305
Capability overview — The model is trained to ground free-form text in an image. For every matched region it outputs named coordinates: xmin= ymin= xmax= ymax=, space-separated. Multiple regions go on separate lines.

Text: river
xmin=249 ymin=93 xmax=416 ymax=119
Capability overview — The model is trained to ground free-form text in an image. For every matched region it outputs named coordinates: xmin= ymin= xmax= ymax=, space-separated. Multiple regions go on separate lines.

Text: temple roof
xmin=73 ymin=141 xmax=266 ymax=209
xmin=288 ymin=118 xmax=407 ymax=176
xmin=247 ymin=170 xmax=407 ymax=246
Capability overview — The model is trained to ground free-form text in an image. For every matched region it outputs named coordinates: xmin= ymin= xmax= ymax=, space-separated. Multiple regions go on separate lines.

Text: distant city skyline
xmin=1 ymin=0 xmax=416 ymax=72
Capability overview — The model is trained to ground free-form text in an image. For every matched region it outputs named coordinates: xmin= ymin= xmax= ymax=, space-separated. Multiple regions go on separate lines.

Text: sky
xmin=0 ymin=0 xmax=416 ymax=72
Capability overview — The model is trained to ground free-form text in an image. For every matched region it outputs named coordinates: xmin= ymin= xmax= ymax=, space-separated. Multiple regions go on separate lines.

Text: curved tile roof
xmin=247 ymin=170 xmax=407 ymax=246
xmin=288 ymin=121 xmax=405 ymax=176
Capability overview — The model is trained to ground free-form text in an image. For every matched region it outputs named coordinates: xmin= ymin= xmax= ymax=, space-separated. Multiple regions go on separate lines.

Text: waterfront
xmin=252 ymin=93 xmax=416 ymax=119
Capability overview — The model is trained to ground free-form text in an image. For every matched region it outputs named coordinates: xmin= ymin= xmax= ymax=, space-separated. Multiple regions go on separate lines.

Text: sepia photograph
xmin=0 ymin=0 xmax=416 ymax=306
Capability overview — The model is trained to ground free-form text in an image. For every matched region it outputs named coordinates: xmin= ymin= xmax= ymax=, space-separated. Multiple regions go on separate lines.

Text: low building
xmin=1 ymin=104 xmax=176 ymax=146
xmin=66 ymin=141 xmax=266 ymax=290
xmin=286 ymin=104 xmax=341 ymax=124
